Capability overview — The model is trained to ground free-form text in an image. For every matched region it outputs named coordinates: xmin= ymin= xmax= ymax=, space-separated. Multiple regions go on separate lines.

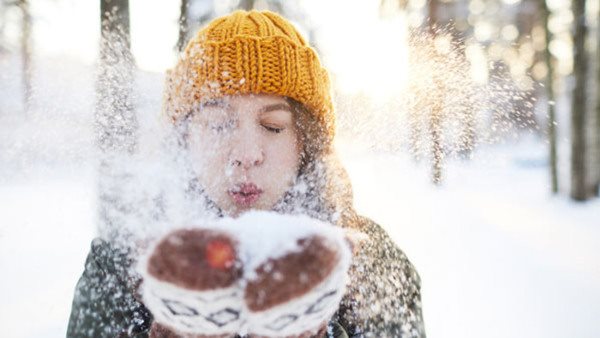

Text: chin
xmin=232 ymin=202 xmax=274 ymax=218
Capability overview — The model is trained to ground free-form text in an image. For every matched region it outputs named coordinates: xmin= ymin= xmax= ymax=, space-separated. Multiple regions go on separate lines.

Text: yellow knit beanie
xmin=163 ymin=10 xmax=335 ymax=139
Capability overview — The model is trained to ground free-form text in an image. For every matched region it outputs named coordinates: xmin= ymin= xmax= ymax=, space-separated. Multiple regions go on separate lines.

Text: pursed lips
xmin=228 ymin=182 xmax=263 ymax=207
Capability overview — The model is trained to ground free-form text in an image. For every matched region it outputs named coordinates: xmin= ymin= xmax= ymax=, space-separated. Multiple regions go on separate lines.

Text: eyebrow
xmin=201 ymin=98 xmax=229 ymax=109
xmin=258 ymin=103 xmax=292 ymax=114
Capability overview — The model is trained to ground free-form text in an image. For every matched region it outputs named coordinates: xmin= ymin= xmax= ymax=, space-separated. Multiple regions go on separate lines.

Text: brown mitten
xmin=140 ymin=228 xmax=243 ymax=337
xmin=236 ymin=212 xmax=352 ymax=337
xmin=243 ymin=235 xmax=349 ymax=338
xmin=138 ymin=212 xmax=352 ymax=338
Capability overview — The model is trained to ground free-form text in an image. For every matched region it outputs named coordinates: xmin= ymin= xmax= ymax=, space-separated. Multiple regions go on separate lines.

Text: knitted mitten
xmin=244 ymin=234 xmax=349 ymax=337
xmin=140 ymin=228 xmax=243 ymax=337
xmin=138 ymin=212 xmax=352 ymax=337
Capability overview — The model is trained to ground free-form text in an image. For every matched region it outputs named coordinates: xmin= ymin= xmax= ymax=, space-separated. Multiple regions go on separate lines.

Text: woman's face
xmin=187 ymin=94 xmax=302 ymax=217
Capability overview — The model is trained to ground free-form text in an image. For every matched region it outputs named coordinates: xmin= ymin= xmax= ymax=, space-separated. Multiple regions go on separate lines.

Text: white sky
xmin=5 ymin=0 xmax=411 ymax=100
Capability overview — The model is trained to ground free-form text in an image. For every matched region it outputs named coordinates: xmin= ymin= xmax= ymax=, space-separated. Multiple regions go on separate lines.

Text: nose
xmin=229 ymin=129 xmax=265 ymax=170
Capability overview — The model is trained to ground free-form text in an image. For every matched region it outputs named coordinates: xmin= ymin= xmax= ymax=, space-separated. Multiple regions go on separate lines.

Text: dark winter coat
xmin=66 ymin=214 xmax=425 ymax=338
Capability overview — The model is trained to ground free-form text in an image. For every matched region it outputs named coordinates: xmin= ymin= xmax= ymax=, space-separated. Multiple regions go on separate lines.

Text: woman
xmin=67 ymin=10 xmax=426 ymax=338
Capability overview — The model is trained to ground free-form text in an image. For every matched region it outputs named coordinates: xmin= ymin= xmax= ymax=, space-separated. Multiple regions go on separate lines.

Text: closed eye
xmin=263 ymin=125 xmax=284 ymax=134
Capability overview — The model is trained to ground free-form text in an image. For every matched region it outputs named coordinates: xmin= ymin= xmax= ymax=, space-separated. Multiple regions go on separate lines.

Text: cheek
xmin=265 ymin=134 xmax=301 ymax=177
xmin=188 ymin=133 xmax=230 ymax=178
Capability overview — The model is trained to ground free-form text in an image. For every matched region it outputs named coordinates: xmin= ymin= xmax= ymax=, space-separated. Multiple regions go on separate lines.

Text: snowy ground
xmin=1 ymin=140 xmax=599 ymax=338
xmin=1 ymin=57 xmax=599 ymax=338
xmin=341 ymin=142 xmax=600 ymax=338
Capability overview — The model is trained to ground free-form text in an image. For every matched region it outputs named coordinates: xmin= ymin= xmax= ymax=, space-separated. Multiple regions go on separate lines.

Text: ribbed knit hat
xmin=163 ymin=10 xmax=335 ymax=139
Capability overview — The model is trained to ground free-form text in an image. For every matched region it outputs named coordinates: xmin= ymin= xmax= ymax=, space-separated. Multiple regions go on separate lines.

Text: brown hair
xmin=277 ymin=98 xmax=358 ymax=229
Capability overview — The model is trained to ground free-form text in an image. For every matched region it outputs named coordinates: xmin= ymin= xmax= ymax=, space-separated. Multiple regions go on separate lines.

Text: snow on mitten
xmin=232 ymin=212 xmax=353 ymax=337
xmin=138 ymin=212 xmax=353 ymax=337
xmin=138 ymin=228 xmax=244 ymax=337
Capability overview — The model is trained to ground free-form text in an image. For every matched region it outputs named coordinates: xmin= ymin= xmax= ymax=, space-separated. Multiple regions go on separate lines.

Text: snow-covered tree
xmin=569 ymin=0 xmax=594 ymax=201
xmin=541 ymin=0 xmax=558 ymax=193
xmin=96 ymin=0 xmax=137 ymax=236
